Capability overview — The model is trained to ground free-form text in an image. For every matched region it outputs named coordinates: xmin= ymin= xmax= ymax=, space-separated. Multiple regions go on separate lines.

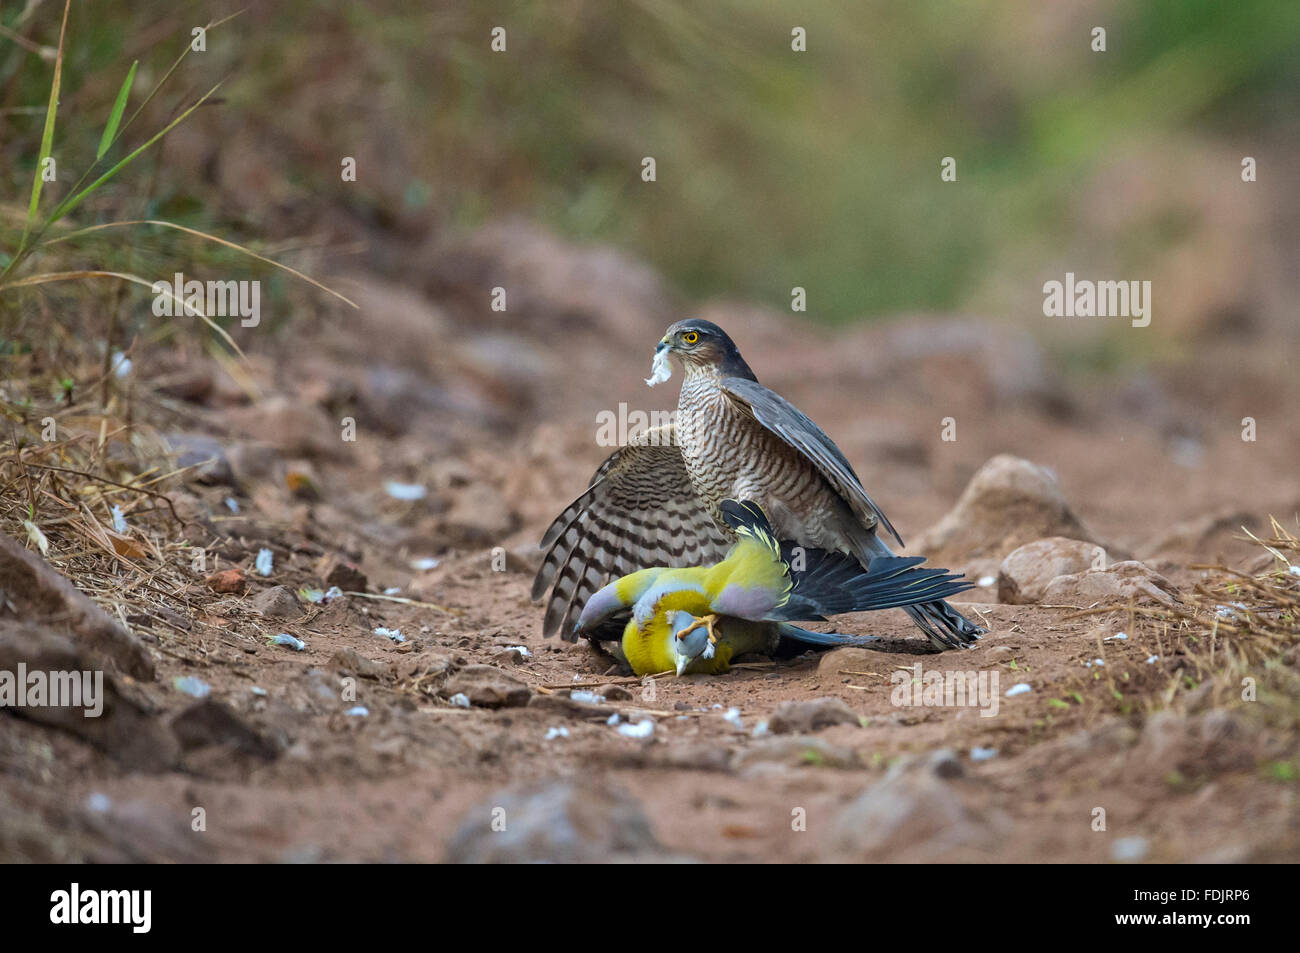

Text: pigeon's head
xmin=647 ymin=319 xmax=756 ymax=386
xmin=669 ymin=610 xmax=715 ymax=676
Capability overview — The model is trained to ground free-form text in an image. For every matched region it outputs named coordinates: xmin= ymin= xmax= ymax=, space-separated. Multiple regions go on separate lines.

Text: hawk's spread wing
xmin=532 ymin=424 xmax=732 ymax=640
xmin=720 ymin=377 xmax=905 ymax=547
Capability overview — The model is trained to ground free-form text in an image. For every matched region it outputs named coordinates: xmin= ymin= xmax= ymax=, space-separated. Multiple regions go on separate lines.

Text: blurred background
xmin=4 ymin=0 xmax=1299 ymax=343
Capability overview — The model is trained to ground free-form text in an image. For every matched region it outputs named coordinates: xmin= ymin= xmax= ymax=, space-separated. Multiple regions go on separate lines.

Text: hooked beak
xmin=655 ymin=337 xmax=670 ymax=354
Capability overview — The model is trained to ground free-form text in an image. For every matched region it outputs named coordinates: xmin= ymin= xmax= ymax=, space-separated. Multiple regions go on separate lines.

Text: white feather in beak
xmin=645 ymin=347 xmax=673 ymax=387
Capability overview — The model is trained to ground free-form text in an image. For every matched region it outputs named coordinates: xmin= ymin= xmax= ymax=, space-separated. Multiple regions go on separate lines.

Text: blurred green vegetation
xmin=2 ymin=0 xmax=1298 ymax=324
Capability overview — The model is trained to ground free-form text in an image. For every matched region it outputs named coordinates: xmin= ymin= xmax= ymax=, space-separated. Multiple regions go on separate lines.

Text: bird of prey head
xmin=647 ymin=318 xmax=757 ymax=385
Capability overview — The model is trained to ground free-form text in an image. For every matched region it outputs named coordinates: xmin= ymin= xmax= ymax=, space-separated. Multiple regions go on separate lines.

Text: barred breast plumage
xmin=677 ymin=369 xmax=858 ymax=553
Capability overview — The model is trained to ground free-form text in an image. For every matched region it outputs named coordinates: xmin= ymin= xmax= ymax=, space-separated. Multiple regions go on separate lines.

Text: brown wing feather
xmin=720 ymin=377 xmax=905 ymax=546
xmin=533 ymin=426 xmax=732 ymax=640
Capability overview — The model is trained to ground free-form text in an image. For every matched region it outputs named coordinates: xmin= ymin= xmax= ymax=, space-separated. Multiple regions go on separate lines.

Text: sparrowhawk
xmin=533 ymin=319 xmax=984 ymax=650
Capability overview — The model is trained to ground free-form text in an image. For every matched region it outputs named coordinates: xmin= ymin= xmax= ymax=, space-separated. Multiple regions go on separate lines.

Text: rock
xmin=224 ymin=441 xmax=281 ymax=485
xmin=250 ymin=585 xmax=301 ymax=619
xmin=0 ymin=621 xmax=176 ymax=770
xmin=0 ymin=535 xmax=154 ymax=679
xmin=318 ymin=555 xmax=367 ymax=593
xmin=445 ymin=780 xmax=687 ymax=863
xmin=815 ymin=647 xmax=882 ymax=684
xmin=155 ymin=365 xmax=215 ymax=403
xmin=491 ymin=647 xmax=527 ymax=666
xmin=911 ymin=455 xmax=1101 ymax=572
xmin=330 ymin=648 xmax=392 ymax=680
xmin=767 ymin=697 xmax=860 ymax=734
xmin=206 ymin=568 xmax=247 ymax=595
xmin=830 ymin=757 xmax=1003 ymax=861
xmin=170 ymin=699 xmax=281 ymax=760
xmin=442 ymin=665 xmax=532 ymax=708
xmin=526 ymin=693 xmax=616 ymax=722
xmin=996 ymin=537 xmax=1105 ymax=604
xmin=731 ymin=735 xmax=861 ymax=771
xmin=439 ymin=484 xmax=517 ymax=547
xmin=596 ymin=684 xmax=633 ymax=702
xmin=1041 ymin=560 xmax=1178 ymax=607
xmin=927 ymin=748 xmax=965 ymax=779
xmin=227 ymin=396 xmax=348 ymax=461
xmin=163 ymin=432 xmax=234 ymax=485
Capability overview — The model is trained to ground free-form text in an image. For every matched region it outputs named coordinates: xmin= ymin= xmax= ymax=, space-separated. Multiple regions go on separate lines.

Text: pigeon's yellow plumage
xmin=574 ymin=501 xmax=973 ymax=676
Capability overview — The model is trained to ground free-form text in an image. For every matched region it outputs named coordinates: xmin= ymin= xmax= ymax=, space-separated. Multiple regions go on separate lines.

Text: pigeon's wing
xmin=721 ymin=377 xmax=904 ymax=546
xmin=532 ymin=424 xmax=732 ymax=640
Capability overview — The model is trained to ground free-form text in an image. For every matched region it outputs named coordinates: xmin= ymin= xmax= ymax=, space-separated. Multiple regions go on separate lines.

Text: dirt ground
xmin=2 ymin=222 xmax=1298 ymax=863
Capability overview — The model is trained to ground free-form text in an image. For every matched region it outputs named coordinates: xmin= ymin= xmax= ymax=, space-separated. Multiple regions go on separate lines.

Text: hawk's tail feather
xmin=903 ymin=599 xmax=985 ymax=650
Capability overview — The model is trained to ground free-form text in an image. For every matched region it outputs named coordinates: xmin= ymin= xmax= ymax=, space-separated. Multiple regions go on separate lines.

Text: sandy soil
xmin=2 ymin=224 xmax=1298 ymax=863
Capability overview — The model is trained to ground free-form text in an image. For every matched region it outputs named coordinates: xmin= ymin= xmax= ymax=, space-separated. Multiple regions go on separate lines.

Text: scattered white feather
xmin=346 ymin=706 xmax=369 ymax=717
xmin=110 ymin=505 xmax=128 ymax=534
xmin=1290 ymin=565 xmax=1300 ymax=577
xmin=448 ymin=692 xmax=470 ymax=708
xmin=1145 ymin=654 xmax=1159 ymax=664
xmin=978 ymin=575 xmax=996 ymax=587
xmin=1084 ymin=658 xmax=1105 ymax=668
xmin=173 ymin=675 xmax=211 ymax=698
xmin=384 ymin=480 xmax=427 ymax=501
xmin=269 ymin=633 xmax=305 ymax=652
xmin=410 ymin=557 xmax=440 ymax=571
xmin=86 ymin=792 xmax=112 ymax=813
xmin=545 ymin=726 xmax=569 ymax=740
xmin=383 ymin=586 xmax=401 ymax=595
xmin=1104 ymin=632 xmax=1128 ymax=641
xmin=323 ymin=586 xmax=344 ymax=603
xmin=300 ymin=587 xmax=324 ymax=604
xmin=224 ymin=497 xmax=240 ymax=513
xmin=970 ymin=746 xmax=999 ymax=762
xmin=255 ymin=548 xmax=274 ymax=576
xmin=606 ymin=713 xmax=621 ymax=726
xmin=722 ymin=707 xmax=743 ymax=729
xmin=373 ymin=626 xmax=406 ymax=643
xmin=110 ymin=350 xmax=132 ymax=378
xmin=1005 ymin=682 xmax=1032 ymax=697
xmin=505 ymin=645 xmax=532 ymax=658
xmin=617 ymin=719 xmax=655 ymax=738
xmin=752 ymin=720 xmax=770 ymax=737
xmin=1111 ymin=836 xmax=1149 ymax=863
xmin=250 ymin=686 xmax=268 ymax=696
xmin=570 ymin=690 xmax=603 ymax=705
xmin=23 ymin=520 xmax=49 ymax=556
xmin=645 ymin=348 xmax=672 ymax=386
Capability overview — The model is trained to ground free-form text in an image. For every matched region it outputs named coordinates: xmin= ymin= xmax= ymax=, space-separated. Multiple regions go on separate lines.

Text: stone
xmin=250 ymin=585 xmax=301 ymax=619
xmin=996 ymin=537 xmax=1105 ymax=604
xmin=911 ymin=455 xmax=1101 ymax=572
xmin=1040 ymin=560 xmax=1178 ymax=607
xmin=442 ymin=665 xmax=532 ymax=708
xmin=0 ymin=535 xmax=154 ymax=679
xmin=206 ymin=568 xmax=247 ymax=595
xmin=767 ymin=697 xmax=860 ymax=734
xmin=445 ymin=780 xmax=686 ymax=863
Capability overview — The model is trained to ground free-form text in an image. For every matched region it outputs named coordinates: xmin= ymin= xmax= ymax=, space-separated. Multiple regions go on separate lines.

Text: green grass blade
xmin=46 ymin=80 xmax=223 ymax=228
xmin=96 ymin=60 xmax=138 ymax=160
xmin=18 ymin=0 xmax=71 ymax=253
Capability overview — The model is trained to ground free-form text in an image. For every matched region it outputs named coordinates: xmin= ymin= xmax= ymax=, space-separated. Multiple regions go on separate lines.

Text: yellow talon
xmin=676 ymin=613 xmax=720 ymax=644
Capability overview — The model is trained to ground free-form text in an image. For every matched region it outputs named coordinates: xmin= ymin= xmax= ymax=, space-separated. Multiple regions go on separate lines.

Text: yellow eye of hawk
xmin=682 ymin=331 xmax=699 ymax=344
